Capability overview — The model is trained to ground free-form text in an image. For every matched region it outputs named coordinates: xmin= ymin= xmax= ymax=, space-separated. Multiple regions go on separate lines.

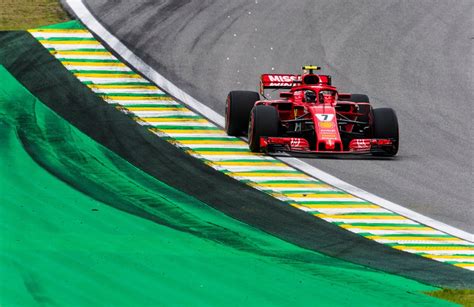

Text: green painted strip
xmin=388 ymin=243 xmax=474 ymax=247
xmin=420 ymin=254 xmax=474 ymax=257
xmin=327 ymin=212 xmax=401 ymax=216
xmin=60 ymin=58 xmax=122 ymax=63
xmin=117 ymin=104 xmax=183 ymax=108
xmin=81 ymin=81 xmax=151 ymax=86
xmin=108 ymin=104 xmax=180 ymax=109
xmin=335 ymin=223 xmax=427 ymax=227
xmin=98 ymin=93 xmax=169 ymax=98
xmin=48 ymin=47 xmax=106 ymax=51
xmin=171 ymin=136 xmax=241 ymax=141
xmin=152 ymin=126 xmax=220 ymax=130
xmin=37 ymin=37 xmax=97 ymax=41
xmin=145 ymin=115 xmax=203 ymax=120
xmin=60 ymin=58 xmax=121 ymax=63
xmin=210 ymin=158 xmax=285 ymax=162
xmin=243 ymin=180 xmax=321 ymax=184
xmin=188 ymin=147 xmax=250 ymax=152
xmin=223 ymin=169 xmax=302 ymax=174
xmin=364 ymin=234 xmax=454 ymax=238
xmin=298 ymin=201 xmax=373 ymax=205
xmin=279 ymin=190 xmax=345 ymax=194
xmin=48 ymin=48 xmax=107 ymax=52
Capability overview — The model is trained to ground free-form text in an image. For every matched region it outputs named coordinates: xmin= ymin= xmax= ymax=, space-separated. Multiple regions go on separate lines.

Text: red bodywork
xmin=255 ymin=71 xmax=395 ymax=154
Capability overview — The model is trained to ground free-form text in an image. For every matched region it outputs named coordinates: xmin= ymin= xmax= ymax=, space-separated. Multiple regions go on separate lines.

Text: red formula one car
xmin=225 ymin=66 xmax=399 ymax=156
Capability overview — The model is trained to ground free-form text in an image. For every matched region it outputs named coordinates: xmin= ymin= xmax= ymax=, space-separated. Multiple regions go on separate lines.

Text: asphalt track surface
xmin=80 ymin=0 xmax=473 ymax=234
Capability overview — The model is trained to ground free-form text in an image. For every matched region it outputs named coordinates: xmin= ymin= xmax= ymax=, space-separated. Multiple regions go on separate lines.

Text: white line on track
xmin=65 ymin=0 xmax=473 ymax=243
xmin=55 ymin=54 xmax=118 ymax=60
xmin=64 ymin=65 xmax=132 ymax=71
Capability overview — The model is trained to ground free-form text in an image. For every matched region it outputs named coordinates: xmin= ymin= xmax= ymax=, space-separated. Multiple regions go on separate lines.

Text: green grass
xmin=0 ymin=0 xmax=69 ymax=30
xmin=427 ymin=289 xmax=474 ymax=306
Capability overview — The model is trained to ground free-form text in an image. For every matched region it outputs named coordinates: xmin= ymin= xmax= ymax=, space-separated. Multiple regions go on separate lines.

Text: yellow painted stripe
xmin=179 ymin=140 xmax=245 ymax=145
xmin=39 ymin=40 xmax=101 ymax=45
xmin=188 ymin=150 xmax=257 ymax=155
xmin=62 ymin=61 xmax=126 ymax=67
xmin=293 ymin=204 xmax=380 ymax=209
xmin=73 ymin=73 xmax=142 ymax=78
xmin=51 ymin=51 xmax=113 ymax=56
xmin=141 ymin=118 xmax=208 ymax=123
xmin=254 ymin=183 xmax=328 ymax=188
xmin=87 ymin=84 xmax=159 ymax=90
xmin=367 ymin=236 xmax=463 ymax=241
xmin=29 ymin=29 xmax=90 ymax=33
xmin=454 ymin=263 xmax=474 ymax=268
xmin=281 ymin=193 xmax=356 ymax=198
xmin=127 ymin=107 xmax=192 ymax=112
xmin=341 ymin=225 xmax=433 ymax=230
xmin=103 ymin=96 xmax=172 ymax=100
xmin=159 ymin=130 xmax=226 ymax=134
xmin=423 ymin=255 xmax=474 ymax=260
xmin=228 ymin=172 xmax=307 ymax=177
xmin=316 ymin=214 xmax=407 ymax=220
xmin=214 ymin=161 xmax=286 ymax=166
xmin=394 ymin=246 xmax=474 ymax=251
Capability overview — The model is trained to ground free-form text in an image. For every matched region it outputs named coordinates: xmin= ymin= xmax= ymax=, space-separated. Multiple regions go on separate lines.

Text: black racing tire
xmin=372 ymin=108 xmax=399 ymax=156
xmin=248 ymin=105 xmax=279 ymax=152
xmin=338 ymin=93 xmax=369 ymax=102
xmin=350 ymin=94 xmax=370 ymax=103
xmin=225 ymin=91 xmax=260 ymax=136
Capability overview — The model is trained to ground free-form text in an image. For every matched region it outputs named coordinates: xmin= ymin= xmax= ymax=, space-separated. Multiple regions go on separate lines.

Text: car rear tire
xmin=225 ymin=91 xmax=260 ymax=136
xmin=248 ymin=105 xmax=279 ymax=152
xmin=350 ymin=94 xmax=370 ymax=103
xmin=338 ymin=93 xmax=370 ymax=103
xmin=372 ymin=108 xmax=399 ymax=156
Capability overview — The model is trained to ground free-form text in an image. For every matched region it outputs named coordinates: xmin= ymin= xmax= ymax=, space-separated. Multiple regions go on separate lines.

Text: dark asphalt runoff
xmin=80 ymin=0 xmax=473 ymax=233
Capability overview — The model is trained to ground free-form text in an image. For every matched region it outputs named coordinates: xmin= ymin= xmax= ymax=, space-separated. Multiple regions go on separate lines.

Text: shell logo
xmin=319 ymin=122 xmax=334 ymax=128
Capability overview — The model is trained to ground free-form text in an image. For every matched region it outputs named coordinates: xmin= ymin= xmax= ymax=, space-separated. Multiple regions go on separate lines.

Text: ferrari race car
xmin=225 ymin=66 xmax=399 ymax=156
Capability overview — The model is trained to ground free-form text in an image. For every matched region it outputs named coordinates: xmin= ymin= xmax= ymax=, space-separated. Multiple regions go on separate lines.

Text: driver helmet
xmin=304 ymin=90 xmax=316 ymax=102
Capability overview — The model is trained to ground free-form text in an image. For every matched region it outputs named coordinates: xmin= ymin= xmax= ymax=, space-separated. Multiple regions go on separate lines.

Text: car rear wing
xmin=260 ymin=73 xmax=332 ymax=95
xmin=260 ymin=74 xmax=300 ymax=89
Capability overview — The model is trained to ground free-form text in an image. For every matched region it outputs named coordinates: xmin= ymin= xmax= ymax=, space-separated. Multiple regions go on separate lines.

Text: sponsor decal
xmin=290 ymin=138 xmax=301 ymax=148
xmin=319 ymin=122 xmax=334 ymax=128
xmin=321 ymin=134 xmax=337 ymax=139
xmin=268 ymin=83 xmax=292 ymax=87
xmin=349 ymin=139 xmax=371 ymax=151
xmin=316 ymin=114 xmax=334 ymax=122
xmin=267 ymin=75 xmax=298 ymax=82
xmin=262 ymin=74 xmax=301 ymax=87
